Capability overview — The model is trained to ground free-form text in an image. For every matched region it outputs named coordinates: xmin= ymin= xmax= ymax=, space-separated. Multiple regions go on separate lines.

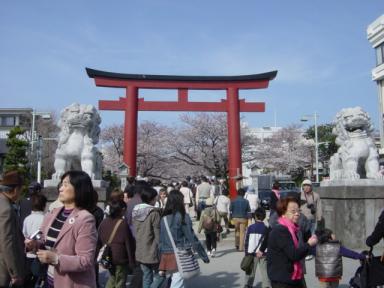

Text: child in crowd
xmin=313 ymin=228 xmax=366 ymax=288
xmin=132 ymin=186 xmax=165 ymax=288
xmin=198 ymin=197 xmax=221 ymax=257
xmin=155 ymin=187 xmax=168 ymax=210
xmin=243 ymin=207 xmax=270 ymax=288
xmin=23 ymin=194 xmax=47 ymax=288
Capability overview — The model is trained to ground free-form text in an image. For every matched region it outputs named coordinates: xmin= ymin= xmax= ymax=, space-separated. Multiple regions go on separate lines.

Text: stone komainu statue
xmin=52 ymin=103 xmax=102 ymax=180
xmin=329 ymin=106 xmax=383 ymax=180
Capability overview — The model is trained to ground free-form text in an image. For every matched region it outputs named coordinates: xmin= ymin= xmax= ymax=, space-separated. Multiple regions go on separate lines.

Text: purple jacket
xmin=40 ymin=207 xmax=97 ymax=288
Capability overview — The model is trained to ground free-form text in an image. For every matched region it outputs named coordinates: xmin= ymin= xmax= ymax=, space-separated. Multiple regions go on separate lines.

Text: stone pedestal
xmin=43 ymin=179 xmax=109 ymax=205
xmin=318 ymin=180 xmax=384 ymax=249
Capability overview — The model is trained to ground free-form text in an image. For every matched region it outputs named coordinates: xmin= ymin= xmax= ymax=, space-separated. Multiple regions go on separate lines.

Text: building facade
xmin=368 ymin=14 xmax=384 ymax=153
xmin=0 ymin=108 xmax=32 ymax=173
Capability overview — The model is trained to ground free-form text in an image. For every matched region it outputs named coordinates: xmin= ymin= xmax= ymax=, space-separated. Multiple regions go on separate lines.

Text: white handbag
xmin=164 ymin=216 xmax=200 ymax=279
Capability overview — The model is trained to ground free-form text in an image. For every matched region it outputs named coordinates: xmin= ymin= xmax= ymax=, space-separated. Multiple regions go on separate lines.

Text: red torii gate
xmin=86 ymin=68 xmax=277 ymax=198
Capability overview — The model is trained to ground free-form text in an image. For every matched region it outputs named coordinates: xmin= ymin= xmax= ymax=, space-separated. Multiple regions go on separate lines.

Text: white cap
xmin=302 ymin=179 xmax=312 ymax=186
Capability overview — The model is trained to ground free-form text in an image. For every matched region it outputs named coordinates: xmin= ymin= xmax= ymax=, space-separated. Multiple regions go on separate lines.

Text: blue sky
xmin=1 ymin=1 xmax=383 ymax=130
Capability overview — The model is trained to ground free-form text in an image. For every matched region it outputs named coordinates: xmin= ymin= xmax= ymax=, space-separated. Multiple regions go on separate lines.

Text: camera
xmin=30 ymin=230 xmax=43 ymax=241
xmin=306 ymin=203 xmax=316 ymax=215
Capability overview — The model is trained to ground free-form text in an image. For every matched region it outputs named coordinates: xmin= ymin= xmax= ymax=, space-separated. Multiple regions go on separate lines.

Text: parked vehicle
xmin=279 ymin=189 xmax=300 ymax=201
xmin=279 ymin=181 xmax=297 ymax=190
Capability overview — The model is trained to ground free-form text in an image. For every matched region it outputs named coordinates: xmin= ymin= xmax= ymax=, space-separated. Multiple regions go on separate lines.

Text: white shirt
xmin=244 ymin=192 xmax=258 ymax=212
xmin=180 ymin=187 xmax=193 ymax=204
xmin=215 ymin=195 xmax=230 ymax=214
xmin=23 ymin=211 xmax=45 ymax=258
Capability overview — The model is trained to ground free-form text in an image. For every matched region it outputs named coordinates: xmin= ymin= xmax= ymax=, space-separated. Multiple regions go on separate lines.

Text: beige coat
xmin=300 ymin=190 xmax=322 ymax=222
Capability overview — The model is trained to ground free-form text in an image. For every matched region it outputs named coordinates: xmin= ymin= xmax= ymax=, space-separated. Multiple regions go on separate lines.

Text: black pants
xmin=205 ymin=231 xmax=217 ymax=251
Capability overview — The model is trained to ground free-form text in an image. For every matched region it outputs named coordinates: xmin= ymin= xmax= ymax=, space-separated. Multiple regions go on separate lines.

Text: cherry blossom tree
xmin=248 ymin=125 xmax=312 ymax=176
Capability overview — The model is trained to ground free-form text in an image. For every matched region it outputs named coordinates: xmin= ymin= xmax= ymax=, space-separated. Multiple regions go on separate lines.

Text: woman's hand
xmin=24 ymin=239 xmax=39 ymax=253
xmin=36 ymin=249 xmax=59 ymax=265
xmin=307 ymin=235 xmax=318 ymax=247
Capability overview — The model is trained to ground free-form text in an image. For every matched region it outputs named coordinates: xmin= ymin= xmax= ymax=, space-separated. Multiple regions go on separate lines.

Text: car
xmin=279 ymin=181 xmax=297 ymax=190
xmin=258 ymin=189 xmax=272 ymax=210
xmin=279 ymin=189 xmax=300 ymax=201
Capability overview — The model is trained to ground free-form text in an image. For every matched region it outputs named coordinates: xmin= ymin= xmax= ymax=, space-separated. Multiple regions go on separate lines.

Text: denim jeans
xmin=309 ymin=219 xmax=317 ymax=235
xmin=140 ymin=264 xmax=166 ymax=288
xmin=170 ymin=272 xmax=185 ymax=288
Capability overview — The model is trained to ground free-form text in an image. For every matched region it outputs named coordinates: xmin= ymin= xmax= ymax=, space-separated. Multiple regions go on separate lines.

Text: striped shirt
xmin=45 ymin=208 xmax=73 ymax=288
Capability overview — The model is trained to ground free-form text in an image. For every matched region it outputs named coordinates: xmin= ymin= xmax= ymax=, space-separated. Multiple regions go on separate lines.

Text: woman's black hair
xmin=272 ymin=181 xmax=280 ymax=190
xmin=315 ymin=228 xmax=333 ymax=244
xmin=181 ymin=181 xmax=188 ymax=187
xmin=221 ymin=189 xmax=229 ymax=196
xmin=237 ymin=188 xmax=246 ymax=197
xmin=31 ymin=194 xmax=47 ymax=211
xmin=140 ymin=186 xmax=158 ymax=204
xmin=108 ymin=199 xmax=127 ymax=219
xmin=61 ymin=170 xmax=97 ymax=211
xmin=162 ymin=190 xmax=186 ymax=223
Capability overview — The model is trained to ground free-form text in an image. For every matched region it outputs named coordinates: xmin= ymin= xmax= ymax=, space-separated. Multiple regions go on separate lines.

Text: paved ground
xmin=101 ymin=215 xmax=366 ymax=287
xmin=189 ymin=216 xmax=365 ymax=288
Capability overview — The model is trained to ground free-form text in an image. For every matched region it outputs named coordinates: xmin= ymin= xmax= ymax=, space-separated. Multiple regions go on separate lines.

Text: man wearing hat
xmin=0 ymin=170 xmax=26 ymax=287
xmin=300 ymin=179 xmax=322 ymax=236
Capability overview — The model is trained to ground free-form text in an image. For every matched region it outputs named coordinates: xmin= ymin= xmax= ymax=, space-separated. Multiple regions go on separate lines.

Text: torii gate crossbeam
xmin=86 ymin=68 xmax=277 ymax=198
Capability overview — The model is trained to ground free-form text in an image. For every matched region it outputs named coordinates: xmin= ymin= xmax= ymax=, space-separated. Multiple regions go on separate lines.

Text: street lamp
xmin=301 ymin=112 xmax=319 ymax=183
xmin=31 ymin=110 xmax=51 ymax=184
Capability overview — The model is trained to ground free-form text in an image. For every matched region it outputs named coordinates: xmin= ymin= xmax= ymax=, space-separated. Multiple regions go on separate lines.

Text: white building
xmin=367 ymin=14 xmax=384 ymax=153
xmin=242 ymin=126 xmax=282 ymax=186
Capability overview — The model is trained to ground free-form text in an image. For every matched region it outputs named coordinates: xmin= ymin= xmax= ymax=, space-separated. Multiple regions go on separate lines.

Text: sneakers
xmin=211 ymin=249 xmax=216 ymax=258
xmin=207 ymin=251 xmax=211 ymax=256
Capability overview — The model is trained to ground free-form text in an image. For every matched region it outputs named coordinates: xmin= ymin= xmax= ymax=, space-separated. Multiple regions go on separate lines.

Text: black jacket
xmin=267 ymin=224 xmax=310 ymax=286
xmin=366 ymin=210 xmax=384 ymax=247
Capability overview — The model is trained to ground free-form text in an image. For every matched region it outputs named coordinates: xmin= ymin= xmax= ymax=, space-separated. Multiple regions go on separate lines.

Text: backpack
xmin=202 ymin=211 xmax=215 ymax=231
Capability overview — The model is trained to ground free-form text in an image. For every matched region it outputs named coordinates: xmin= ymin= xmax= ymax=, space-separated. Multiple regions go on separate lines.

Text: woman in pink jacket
xmin=26 ymin=170 xmax=98 ymax=288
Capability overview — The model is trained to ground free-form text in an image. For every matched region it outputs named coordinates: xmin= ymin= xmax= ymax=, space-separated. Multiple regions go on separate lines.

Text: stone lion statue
xmin=329 ymin=106 xmax=383 ymax=180
xmin=52 ymin=103 xmax=102 ymax=180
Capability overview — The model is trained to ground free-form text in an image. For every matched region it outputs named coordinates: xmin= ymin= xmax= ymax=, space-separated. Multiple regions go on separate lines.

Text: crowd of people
xmin=1 ymin=170 xmax=384 ymax=288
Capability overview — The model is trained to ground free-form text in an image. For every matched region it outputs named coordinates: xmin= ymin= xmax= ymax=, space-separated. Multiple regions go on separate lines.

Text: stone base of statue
xmin=318 ymin=180 xmax=384 ymax=249
xmin=43 ymin=179 xmax=109 ymax=204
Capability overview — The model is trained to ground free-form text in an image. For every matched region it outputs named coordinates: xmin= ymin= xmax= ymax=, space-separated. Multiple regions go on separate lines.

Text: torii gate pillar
xmin=87 ymin=68 xmax=277 ymax=198
xmin=125 ymin=86 xmax=138 ymax=176
xmin=227 ymin=87 xmax=242 ymax=195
